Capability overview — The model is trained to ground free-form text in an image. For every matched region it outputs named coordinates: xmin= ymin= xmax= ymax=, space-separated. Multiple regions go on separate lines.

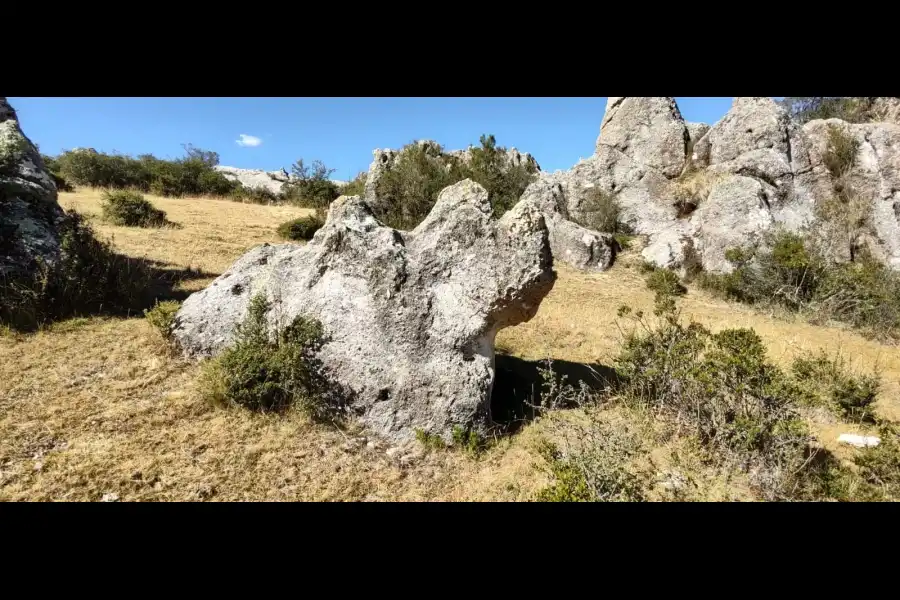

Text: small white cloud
xmin=236 ymin=134 xmax=262 ymax=148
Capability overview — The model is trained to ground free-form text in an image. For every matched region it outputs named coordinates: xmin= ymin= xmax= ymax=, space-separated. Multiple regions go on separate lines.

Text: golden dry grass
xmin=2 ymin=189 xmax=898 ymax=501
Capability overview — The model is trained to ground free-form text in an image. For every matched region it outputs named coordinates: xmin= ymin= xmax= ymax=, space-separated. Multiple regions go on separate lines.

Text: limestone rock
xmin=0 ymin=97 xmax=66 ymax=282
xmin=172 ymin=180 xmax=556 ymax=443
xmin=694 ymin=176 xmax=775 ymax=273
xmin=519 ymin=178 xmax=616 ymax=272
xmin=686 ymin=122 xmax=711 ymax=147
xmin=214 ymin=165 xmax=346 ymax=196
xmin=801 ymin=119 xmax=900 ymax=268
xmin=597 ymin=97 xmax=689 ymax=179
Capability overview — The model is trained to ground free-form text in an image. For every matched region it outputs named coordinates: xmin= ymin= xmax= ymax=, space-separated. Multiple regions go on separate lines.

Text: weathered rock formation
xmin=363 ymin=140 xmax=620 ymax=272
xmin=527 ymin=96 xmax=900 ymax=274
xmin=1 ymin=97 xmax=67 ymax=284
xmin=215 ymin=166 xmax=347 ymax=195
xmin=172 ymin=179 xmax=556 ymax=443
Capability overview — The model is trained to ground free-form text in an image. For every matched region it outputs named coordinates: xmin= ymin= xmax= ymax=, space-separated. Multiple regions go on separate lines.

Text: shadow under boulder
xmin=490 ymin=353 xmax=619 ymax=434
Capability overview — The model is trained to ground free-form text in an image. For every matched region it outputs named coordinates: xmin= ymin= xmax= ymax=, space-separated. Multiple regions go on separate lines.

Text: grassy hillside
xmin=1 ymin=189 xmax=897 ymax=501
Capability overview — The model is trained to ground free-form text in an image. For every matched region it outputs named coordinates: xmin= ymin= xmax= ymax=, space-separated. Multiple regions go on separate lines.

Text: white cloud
xmin=236 ymin=134 xmax=262 ymax=148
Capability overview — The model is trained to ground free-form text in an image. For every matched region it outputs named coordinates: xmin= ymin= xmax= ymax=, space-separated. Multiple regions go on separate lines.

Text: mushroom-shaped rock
xmin=172 ymin=179 xmax=556 ymax=443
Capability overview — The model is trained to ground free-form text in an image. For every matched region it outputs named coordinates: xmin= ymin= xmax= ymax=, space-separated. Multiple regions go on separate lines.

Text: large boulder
xmin=596 ymin=97 xmax=689 ymax=179
xmin=172 ymin=180 xmax=556 ymax=443
xmin=1 ymin=97 xmax=66 ymax=284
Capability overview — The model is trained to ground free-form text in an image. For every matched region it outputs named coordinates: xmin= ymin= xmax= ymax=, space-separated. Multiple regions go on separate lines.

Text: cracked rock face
xmin=597 ymin=97 xmax=689 ymax=179
xmin=172 ymin=179 xmax=556 ymax=443
xmin=1 ymin=97 xmax=66 ymax=282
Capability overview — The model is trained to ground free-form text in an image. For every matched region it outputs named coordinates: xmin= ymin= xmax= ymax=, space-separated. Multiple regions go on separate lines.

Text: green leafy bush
xmin=101 ymin=190 xmax=168 ymax=227
xmin=373 ymin=134 xmax=538 ymax=230
xmin=52 ymin=145 xmax=240 ymax=198
xmin=144 ymin=300 xmax=181 ymax=340
xmin=282 ymin=159 xmax=340 ymax=210
xmin=277 ymin=215 xmax=324 ymax=241
xmin=791 ymin=351 xmax=880 ymax=421
xmin=645 ymin=269 xmax=687 ymax=299
xmin=823 ymin=125 xmax=860 ymax=178
xmin=340 ymin=172 xmax=367 ymax=197
xmin=200 ymin=294 xmax=337 ymax=417
xmin=614 ymin=295 xmax=825 ymax=500
xmin=575 ymin=188 xmax=633 ymax=234
xmin=700 ymin=232 xmax=900 ymax=340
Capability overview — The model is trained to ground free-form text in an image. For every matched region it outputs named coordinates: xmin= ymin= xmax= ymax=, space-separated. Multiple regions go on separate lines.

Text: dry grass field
xmin=1 ymin=189 xmax=897 ymax=501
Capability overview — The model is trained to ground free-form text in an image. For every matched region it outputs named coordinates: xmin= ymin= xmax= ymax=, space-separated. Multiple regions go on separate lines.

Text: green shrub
xmin=852 ymin=425 xmax=900 ymax=500
xmin=200 ymin=294 xmax=336 ymax=417
xmin=101 ymin=190 xmax=168 ymax=227
xmin=536 ymin=423 xmax=647 ymax=503
xmin=781 ymin=97 xmax=877 ymax=124
xmin=614 ymin=295 xmax=824 ymax=500
xmin=700 ymin=232 xmax=900 ymax=341
xmin=576 ymin=188 xmax=633 ymax=234
xmin=823 ymin=125 xmax=860 ymax=178
xmin=52 ymin=145 xmax=240 ymax=198
xmin=645 ymin=269 xmax=687 ymax=299
xmin=415 ymin=429 xmax=447 ymax=451
xmin=372 ymin=134 xmax=538 ymax=230
xmin=277 ymin=215 xmax=324 ymax=241
xmin=282 ymin=159 xmax=340 ymax=209
xmin=341 ymin=172 xmax=367 ymax=197
xmin=0 ymin=211 xmax=160 ymax=331
xmin=144 ymin=300 xmax=181 ymax=340
xmin=231 ymin=186 xmax=281 ymax=205
xmin=791 ymin=351 xmax=880 ymax=421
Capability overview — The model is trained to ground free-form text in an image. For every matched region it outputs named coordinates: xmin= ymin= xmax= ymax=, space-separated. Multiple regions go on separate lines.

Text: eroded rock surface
xmin=0 ymin=97 xmax=66 ymax=282
xmin=173 ymin=180 xmax=556 ymax=443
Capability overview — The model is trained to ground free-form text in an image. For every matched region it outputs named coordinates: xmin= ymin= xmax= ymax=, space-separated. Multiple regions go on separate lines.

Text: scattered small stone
xmin=366 ymin=441 xmax=376 ymax=451
xmin=101 ymin=492 xmax=120 ymax=502
xmin=838 ymin=434 xmax=881 ymax=448
xmin=385 ymin=447 xmax=401 ymax=459
xmin=33 ymin=461 xmax=43 ymax=472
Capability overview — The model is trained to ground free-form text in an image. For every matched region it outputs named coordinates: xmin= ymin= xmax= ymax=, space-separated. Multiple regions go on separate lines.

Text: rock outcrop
xmin=1 ymin=97 xmax=66 ymax=284
xmin=597 ymin=97 xmax=689 ymax=179
xmin=172 ymin=180 xmax=556 ymax=443
xmin=518 ymin=178 xmax=616 ymax=272
xmin=215 ymin=166 xmax=347 ymax=195
xmin=531 ymin=96 xmax=900 ymax=274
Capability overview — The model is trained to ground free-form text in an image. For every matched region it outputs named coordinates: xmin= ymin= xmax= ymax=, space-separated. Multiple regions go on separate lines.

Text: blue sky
xmin=8 ymin=97 xmax=737 ymax=180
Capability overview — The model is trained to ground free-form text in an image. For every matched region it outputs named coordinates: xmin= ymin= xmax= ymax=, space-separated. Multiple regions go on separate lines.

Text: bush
xmin=144 ymin=300 xmax=181 ymax=340
xmin=341 ymin=172 xmax=367 ymax=197
xmin=645 ymin=269 xmax=687 ymax=299
xmin=373 ymin=134 xmax=538 ymax=230
xmin=823 ymin=125 xmax=860 ymax=178
xmin=277 ymin=215 xmax=324 ymax=241
xmin=614 ymin=295 xmax=825 ymax=500
xmin=781 ymin=97 xmax=878 ymax=124
xmin=282 ymin=159 xmax=340 ymax=210
xmin=791 ymin=351 xmax=880 ymax=421
xmin=101 ymin=190 xmax=168 ymax=227
xmin=576 ymin=188 xmax=632 ymax=233
xmin=231 ymin=186 xmax=281 ymax=205
xmin=52 ymin=145 xmax=240 ymax=198
xmin=200 ymin=294 xmax=337 ymax=417
xmin=536 ymin=424 xmax=647 ymax=502
xmin=700 ymin=232 xmax=900 ymax=340
xmin=0 ymin=211 xmax=160 ymax=331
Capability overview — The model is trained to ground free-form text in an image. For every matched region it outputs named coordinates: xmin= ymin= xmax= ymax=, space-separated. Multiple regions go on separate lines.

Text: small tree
xmin=284 ymin=158 xmax=340 ymax=211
